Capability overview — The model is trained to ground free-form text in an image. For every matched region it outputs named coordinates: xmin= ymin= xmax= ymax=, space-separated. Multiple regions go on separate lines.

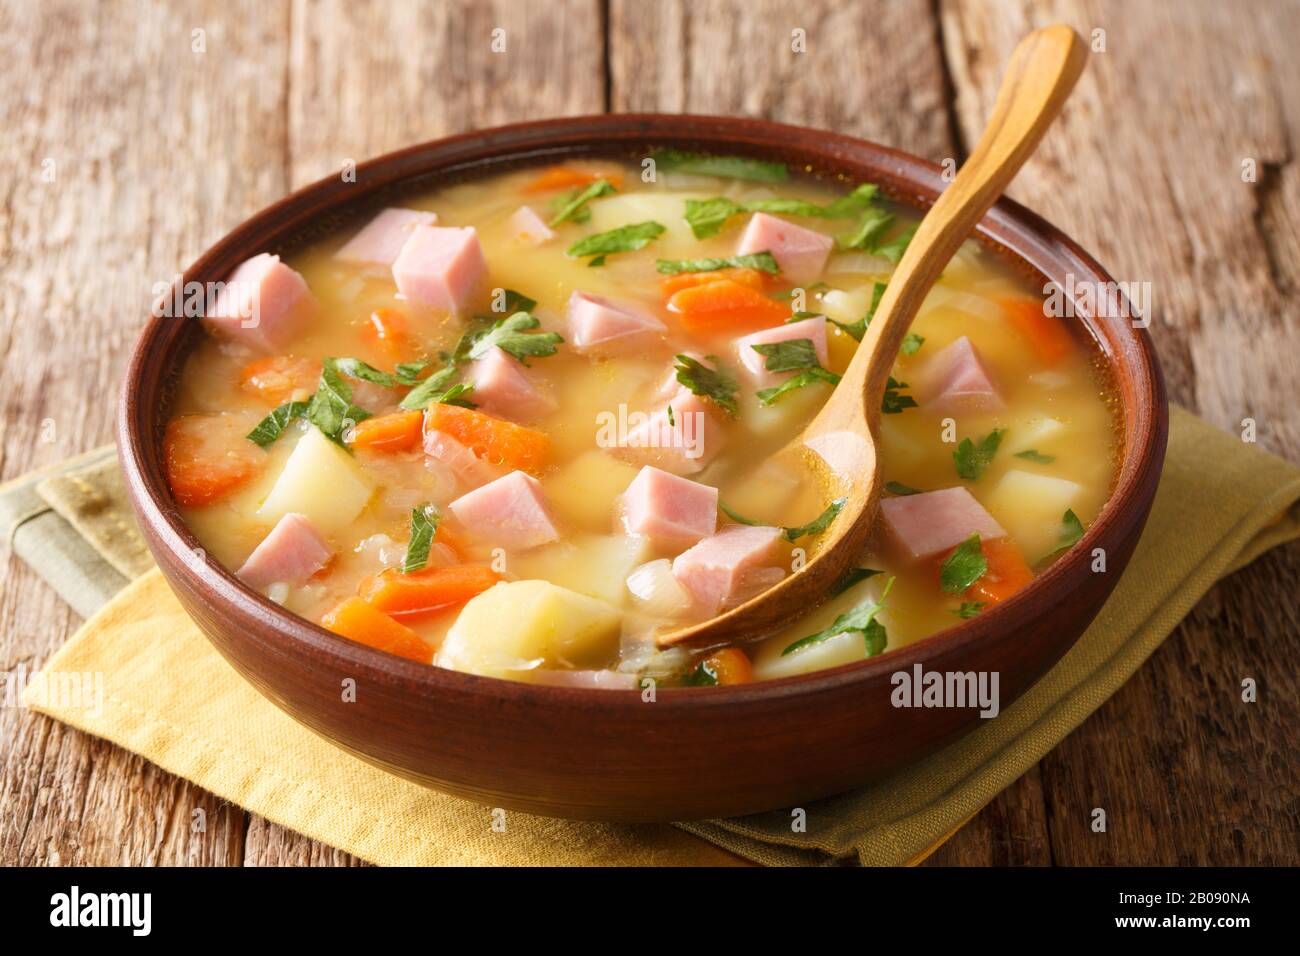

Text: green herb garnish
xmin=683 ymin=660 xmax=719 ymax=686
xmin=881 ymin=377 xmax=917 ymax=414
xmin=874 ymin=224 xmax=918 ymax=263
xmin=953 ymin=601 xmax=987 ymax=619
xmin=953 ymin=428 xmax=1005 ymax=480
xmin=673 ymin=354 xmax=738 ymax=417
xmin=782 ymin=577 xmax=894 ymax=656
xmin=884 ymin=481 xmax=922 ymax=496
xmin=490 ymin=289 xmax=538 ymax=314
xmin=401 ymin=504 xmax=441 ymax=573
xmin=549 ymin=179 xmax=617 ymax=226
xmin=652 ymin=150 xmax=789 ymax=183
xmin=751 ymin=338 xmax=821 ymax=373
xmin=1014 ymin=449 xmax=1056 ymax=464
xmin=466 ymin=311 xmax=563 ymax=366
xmin=782 ymin=498 xmax=846 ymax=541
xmin=837 ymin=208 xmax=895 ymax=252
xmin=829 ymin=282 xmax=885 ymax=342
xmin=940 ymin=533 xmax=987 ymax=594
xmin=683 ymin=184 xmax=878 ymax=239
xmin=305 ymin=358 xmax=372 ymax=446
xmin=246 ymin=399 xmax=310 ymax=448
xmin=900 ymin=332 xmax=925 ymax=356
xmin=830 ymin=567 xmax=882 ymax=596
xmin=567 ymin=221 xmax=665 ymax=263
xmin=655 ymin=252 xmax=779 ymax=275
xmin=1042 ymin=509 xmax=1086 ymax=561
xmin=399 ymin=364 xmax=474 ymax=411
xmin=755 ymin=367 xmax=841 ymax=406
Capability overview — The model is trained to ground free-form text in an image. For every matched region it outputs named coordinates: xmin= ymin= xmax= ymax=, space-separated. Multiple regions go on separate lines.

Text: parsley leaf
xmin=1014 ymin=449 xmax=1056 ymax=464
xmin=399 ymin=364 xmax=469 ymax=410
xmin=953 ymin=428 xmax=1005 ymax=480
xmin=874 ymin=224 xmax=918 ymax=263
xmin=830 ymin=567 xmax=882 ymax=596
xmin=783 ymin=498 xmax=846 ymax=541
xmin=466 ymin=311 xmax=563 ymax=366
xmin=782 ymin=577 xmax=894 ymax=656
xmin=940 ymin=533 xmax=987 ymax=594
xmin=828 ymin=282 xmax=885 ymax=342
xmin=953 ymin=601 xmax=987 ymax=619
xmin=652 ymin=150 xmax=789 ymax=183
xmin=900 ymin=332 xmax=925 ymax=355
xmin=489 ymin=289 xmax=538 ymax=314
xmin=567 ymin=221 xmax=665 ymax=263
xmin=549 ymin=179 xmax=617 ymax=226
xmin=246 ymin=399 xmax=310 ymax=448
xmin=1042 ymin=509 xmax=1086 ymax=561
xmin=305 ymin=358 xmax=373 ymax=446
xmin=684 ymin=184 xmax=879 ymax=239
xmin=755 ymin=366 xmax=841 ymax=406
xmin=719 ymin=502 xmax=759 ymax=526
xmin=881 ymin=377 xmax=917 ymax=414
xmin=655 ymin=251 xmax=779 ymax=275
xmin=751 ymin=337 xmax=821 ymax=373
xmin=884 ymin=480 xmax=922 ymax=496
xmin=401 ymin=504 xmax=441 ymax=573
xmin=673 ymin=354 xmax=738 ymax=417
xmin=332 ymin=356 xmax=429 ymax=389
xmin=683 ymin=659 xmax=719 ymax=686
xmin=837 ymin=208 xmax=895 ymax=251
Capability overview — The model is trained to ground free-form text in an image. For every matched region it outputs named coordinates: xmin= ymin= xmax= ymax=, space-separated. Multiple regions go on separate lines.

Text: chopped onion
xmin=922 ymin=285 xmax=1004 ymax=322
xmin=626 ymin=559 xmax=694 ymax=618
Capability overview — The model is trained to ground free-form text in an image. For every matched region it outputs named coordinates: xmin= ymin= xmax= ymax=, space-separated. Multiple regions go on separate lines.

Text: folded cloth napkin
xmin=4 ymin=407 xmax=1299 ymax=866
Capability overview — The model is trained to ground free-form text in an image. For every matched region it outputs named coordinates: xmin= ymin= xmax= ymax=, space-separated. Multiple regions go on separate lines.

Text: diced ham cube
xmin=508 ymin=205 xmax=557 ymax=245
xmin=391 ymin=225 xmax=487 ymax=314
xmin=471 ymin=346 xmax=557 ymax=422
xmin=447 ymin=470 xmax=560 ymax=551
xmin=735 ymin=315 xmax=829 ymax=387
xmin=334 ymin=207 xmax=438 ymax=269
xmin=615 ymin=388 xmax=726 ymax=476
xmin=916 ymin=336 xmax=1001 ymax=413
xmin=422 ymin=428 xmax=506 ymax=490
xmin=237 ymin=513 xmax=333 ymax=589
xmin=566 ymin=291 xmax=666 ymax=353
xmin=736 ymin=212 xmax=834 ymax=285
xmin=878 ymin=486 xmax=1007 ymax=563
xmin=622 ymin=466 xmax=718 ymax=547
xmin=671 ymin=524 xmax=784 ymax=614
xmin=207 ymin=253 xmax=314 ymax=351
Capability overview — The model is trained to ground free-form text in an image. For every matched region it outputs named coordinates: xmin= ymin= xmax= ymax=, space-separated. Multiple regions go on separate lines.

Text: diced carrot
xmin=524 ymin=165 xmax=623 ymax=193
xmin=1000 ymin=297 xmax=1073 ymax=366
xmin=361 ymin=307 xmax=414 ymax=364
xmin=423 ymin=404 xmax=551 ymax=475
xmin=965 ymin=537 xmax=1034 ymax=605
xmin=359 ymin=565 xmax=500 ymax=619
xmin=659 ymin=267 xmax=769 ymax=297
xmin=164 ymin=415 xmax=266 ymax=507
xmin=239 ymin=355 xmax=321 ymax=404
xmin=433 ymin=521 xmax=468 ymax=558
xmin=698 ymin=648 xmax=754 ymax=686
xmin=321 ymin=597 xmax=433 ymax=664
xmin=667 ymin=278 xmax=790 ymax=332
xmin=347 ymin=409 xmax=424 ymax=452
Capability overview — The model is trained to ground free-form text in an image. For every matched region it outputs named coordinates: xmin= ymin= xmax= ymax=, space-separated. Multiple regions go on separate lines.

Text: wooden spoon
xmin=659 ymin=24 xmax=1087 ymax=649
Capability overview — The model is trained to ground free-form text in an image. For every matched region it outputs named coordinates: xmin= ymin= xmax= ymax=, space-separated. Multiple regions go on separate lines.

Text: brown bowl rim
xmin=118 ymin=113 xmax=1166 ymax=714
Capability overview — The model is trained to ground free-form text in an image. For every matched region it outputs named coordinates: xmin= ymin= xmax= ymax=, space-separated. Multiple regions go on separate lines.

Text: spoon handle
xmin=847 ymin=24 xmax=1087 ymax=411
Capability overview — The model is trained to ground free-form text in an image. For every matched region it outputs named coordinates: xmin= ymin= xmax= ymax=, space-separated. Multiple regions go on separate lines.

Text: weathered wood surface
xmin=0 ymin=0 xmax=1295 ymax=865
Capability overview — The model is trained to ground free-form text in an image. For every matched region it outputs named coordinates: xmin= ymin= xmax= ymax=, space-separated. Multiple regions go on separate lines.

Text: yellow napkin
xmin=15 ymin=407 xmax=1300 ymax=865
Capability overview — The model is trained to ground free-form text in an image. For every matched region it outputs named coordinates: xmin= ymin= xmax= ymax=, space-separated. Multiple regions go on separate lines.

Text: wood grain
xmin=1 ymin=0 xmax=1296 ymax=863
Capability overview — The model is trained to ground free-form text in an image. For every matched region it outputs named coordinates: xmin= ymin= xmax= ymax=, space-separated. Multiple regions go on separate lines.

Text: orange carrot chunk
xmin=698 ymin=647 xmax=754 ymax=686
xmin=239 ymin=355 xmax=321 ymax=404
xmin=361 ymin=307 xmax=413 ymax=364
xmin=965 ymin=537 xmax=1034 ymax=605
xmin=359 ymin=565 xmax=500 ymax=619
xmin=347 ymin=409 xmax=424 ymax=452
xmin=320 ymin=597 xmax=433 ymax=664
xmin=164 ymin=415 xmax=267 ymax=507
xmin=524 ymin=165 xmax=622 ymax=193
xmin=423 ymin=404 xmax=551 ymax=475
xmin=667 ymin=277 xmax=790 ymax=332
xmin=658 ymin=267 xmax=769 ymax=297
xmin=1000 ymin=297 xmax=1073 ymax=366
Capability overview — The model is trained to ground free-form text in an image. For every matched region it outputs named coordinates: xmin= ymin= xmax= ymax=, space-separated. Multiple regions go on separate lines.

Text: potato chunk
xmin=256 ymin=427 xmax=374 ymax=533
xmin=436 ymin=580 xmax=622 ymax=679
xmin=985 ymin=469 xmax=1083 ymax=559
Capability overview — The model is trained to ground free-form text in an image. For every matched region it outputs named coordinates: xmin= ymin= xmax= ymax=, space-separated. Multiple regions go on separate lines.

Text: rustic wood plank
xmin=0 ymin=0 xmax=295 ymax=866
xmin=608 ymin=0 xmax=1055 ymax=866
xmin=242 ymin=815 xmax=369 ymax=866
xmin=940 ymin=0 xmax=1300 ymax=864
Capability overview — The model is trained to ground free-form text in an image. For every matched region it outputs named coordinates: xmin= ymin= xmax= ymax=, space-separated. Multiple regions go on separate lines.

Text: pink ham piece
xmin=207 ymin=253 xmax=314 ymax=351
xmin=622 ymin=466 xmax=718 ymax=547
xmin=391 ymin=225 xmax=487 ymax=314
xmin=528 ymin=669 xmax=638 ymax=690
xmin=671 ymin=524 xmax=784 ymax=614
xmin=508 ymin=205 xmax=557 ymax=245
xmin=736 ymin=212 xmax=834 ymax=285
xmin=422 ymin=427 xmax=506 ymax=490
xmin=471 ymin=346 xmax=557 ymax=422
xmin=334 ymin=207 xmax=438 ymax=269
xmin=237 ymin=513 xmax=333 ymax=589
xmin=878 ymin=486 xmax=1007 ymax=563
xmin=615 ymin=387 xmax=726 ymax=476
xmin=735 ymin=315 xmax=829 ymax=388
xmin=566 ymin=291 xmax=666 ymax=353
xmin=915 ymin=336 xmax=1001 ymax=413
xmin=446 ymin=470 xmax=560 ymax=551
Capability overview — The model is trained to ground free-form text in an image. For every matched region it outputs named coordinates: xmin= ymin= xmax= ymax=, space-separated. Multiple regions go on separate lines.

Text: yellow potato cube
xmin=256 ymin=427 xmax=373 ymax=533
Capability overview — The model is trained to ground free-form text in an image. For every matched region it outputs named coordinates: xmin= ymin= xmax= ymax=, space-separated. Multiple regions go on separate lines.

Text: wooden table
xmin=2 ymin=0 xmax=1296 ymax=866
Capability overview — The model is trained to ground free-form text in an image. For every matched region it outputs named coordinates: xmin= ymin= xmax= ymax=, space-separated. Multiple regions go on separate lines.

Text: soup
xmin=165 ymin=153 xmax=1117 ymax=688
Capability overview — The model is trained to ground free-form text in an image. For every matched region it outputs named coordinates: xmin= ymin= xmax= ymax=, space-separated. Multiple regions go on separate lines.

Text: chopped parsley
xmin=939 ymin=533 xmax=987 ymax=594
xmin=719 ymin=502 xmax=759 ymax=526
xmin=305 ymin=358 xmax=372 ymax=446
xmin=830 ymin=567 xmax=883 ymax=597
xmin=651 ymin=150 xmax=789 ymax=183
xmin=1014 ymin=449 xmax=1056 ymax=464
xmin=782 ymin=498 xmax=846 ymax=541
xmin=246 ymin=399 xmax=310 ymax=448
xmin=401 ymin=504 xmax=441 ymax=573
xmin=900 ymin=332 xmax=925 ymax=356
xmin=756 ymin=367 xmax=841 ymax=406
xmin=655 ymin=251 xmax=779 ymax=275
xmin=837 ymin=208 xmax=895 ymax=251
xmin=884 ymin=481 xmax=922 ymax=496
xmin=549 ymin=179 xmax=617 ymax=226
xmin=490 ymin=288 xmax=538 ymax=314
xmin=953 ymin=428 xmax=1005 ymax=480
xmin=881 ymin=377 xmax=917 ymax=414
xmin=673 ymin=354 xmax=738 ymax=417
xmin=874 ymin=224 xmax=918 ymax=263
xmin=750 ymin=338 xmax=841 ymax=406
xmin=567 ymin=221 xmax=665 ymax=264
xmin=399 ymin=364 xmax=474 ymax=411
xmin=953 ymin=601 xmax=987 ymax=619
xmin=829 ymin=282 xmax=885 ymax=342
xmin=332 ymin=356 xmax=427 ymax=388
xmin=1042 ymin=509 xmax=1086 ymax=560
xmin=683 ymin=183 xmax=879 ymax=239
xmin=683 ymin=659 xmax=719 ymax=686
xmin=466 ymin=311 xmax=563 ymax=366
xmin=782 ymin=577 xmax=894 ymax=657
